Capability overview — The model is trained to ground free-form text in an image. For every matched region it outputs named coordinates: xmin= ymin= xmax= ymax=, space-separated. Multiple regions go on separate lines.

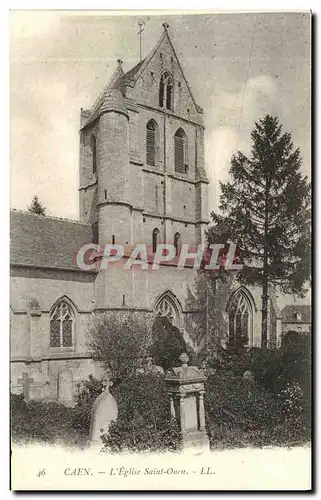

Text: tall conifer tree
xmin=210 ymin=115 xmax=311 ymax=348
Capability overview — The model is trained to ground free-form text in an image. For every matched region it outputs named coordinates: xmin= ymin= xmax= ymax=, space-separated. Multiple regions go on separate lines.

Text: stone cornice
xmin=142 ymin=211 xmax=209 ymax=225
xmin=10 ymin=263 xmax=97 ymax=275
xmin=136 ymin=102 xmax=204 ymax=128
xmin=11 ymin=352 xmax=92 ymax=363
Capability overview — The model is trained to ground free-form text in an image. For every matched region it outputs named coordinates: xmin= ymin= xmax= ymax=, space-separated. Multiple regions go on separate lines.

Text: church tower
xmin=78 ymin=24 xmax=209 ymax=349
xmin=79 ymin=23 xmax=209 ymax=247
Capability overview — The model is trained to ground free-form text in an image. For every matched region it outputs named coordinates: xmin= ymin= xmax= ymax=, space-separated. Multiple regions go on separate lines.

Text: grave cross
xmin=17 ymin=372 xmax=34 ymax=400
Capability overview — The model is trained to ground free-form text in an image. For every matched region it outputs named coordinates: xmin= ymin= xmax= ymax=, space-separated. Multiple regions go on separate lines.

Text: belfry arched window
xmin=91 ymin=134 xmax=97 ymax=174
xmin=146 ymin=119 xmax=158 ymax=167
xmin=50 ymin=300 xmax=74 ymax=348
xmin=159 ymin=71 xmax=173 ymax=110
xmin=174 ymin=232 xmax=181 ymax=255
xmin=152 ymin=228 xmax=160 ymax=253
xmin=174 ymin=128 xmax=188 ymax=173
xmin=227 ymin=289 xmax=254 ymax=348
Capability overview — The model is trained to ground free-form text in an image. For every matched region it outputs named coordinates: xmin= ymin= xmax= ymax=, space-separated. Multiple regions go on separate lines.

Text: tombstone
xmin=17 ymin=372 xmax=34 ymax=401
xmin=58 ymin=370 xmax=74 ymax=406
xmin=89 ymin=375 xmax=118 ymax=450
xmin=165 ymin=353 xmax=209 ymax=452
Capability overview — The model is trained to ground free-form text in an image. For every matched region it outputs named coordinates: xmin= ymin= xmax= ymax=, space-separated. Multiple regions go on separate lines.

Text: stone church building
xmin=10 ymin=25 xmax=283 ymax=404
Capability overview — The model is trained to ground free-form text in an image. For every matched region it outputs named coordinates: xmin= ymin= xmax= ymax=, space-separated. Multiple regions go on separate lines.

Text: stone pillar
xmin=179 ymin=393 xmax=185 ymax=432
xmin=198 ymin=391 xmax=206 ymax=431
xmin=169 ymin=392 xmax=175 ymax=420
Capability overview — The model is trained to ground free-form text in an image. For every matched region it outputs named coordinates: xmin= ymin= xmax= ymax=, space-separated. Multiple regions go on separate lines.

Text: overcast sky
xmin=10 ymin=11 xmax=311 ymax=220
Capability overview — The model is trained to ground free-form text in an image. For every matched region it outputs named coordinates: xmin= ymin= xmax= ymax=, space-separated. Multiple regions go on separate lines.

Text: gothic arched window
xmin=159 ymin=71 xmax=173 ymax=110
xmin=146 ymin=119 xmax=158 ymax=166
xmin=50 ymin=300 xmax=74 ymax=348
xmin=91 ymin=134 xmax=97 ymax=174
xmin=174 ymin=232 xmax=181 ymax=255
xmin=174 ymin=128 xmax=188 ymax=173
xmin=155 ymin=291 xmax=181 ymax=329
xmin=152 ymin=228 xmax=160 ymax=253
xmin=227 ymin=290 xmax=253 ymax=349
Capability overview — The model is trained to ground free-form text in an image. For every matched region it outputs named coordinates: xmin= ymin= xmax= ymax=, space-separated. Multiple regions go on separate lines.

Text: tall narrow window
xmin=159 ymin=71 xmax=173 ymax=111
xmin=227 ymin=290 xmax=253 ymax=349
xmin=155 ymin=291 xmax=181 ymax=329
xmin=159 ymin=76 xmax=164 ymax=107
xmin=91 ymin=135 xmax=97 ymax=174
xmin=155 ymin=185 xmax=159 ymax=211
xmin=174 ymin=128 xmax=187 ymax=173
xmin=174 ymin=232 xmax=181 ymax=255
xmin=92 ymin=222 xmax=98 ymax=244
xmin=166 ymin=80 xmax=173 ymax=110
xmin=152 ymin=228 xmax=160 ymax=253
xmin=146 ymin=120 xmax=157 ymax=166
xmin=50 ymin=301 xmax=74 ymax=348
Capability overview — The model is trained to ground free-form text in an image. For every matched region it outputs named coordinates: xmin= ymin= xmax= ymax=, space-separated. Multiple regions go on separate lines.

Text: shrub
xmin=208 ymin=339 xmax=311 ymax=401
xmin=274 ymin=381 xmax=311 ymax=444
xmin=87 ymin=312 xmax=152 ymax=384
xmin=204 ymin=370 xmax=311 ymax=449
xmin=71 ymin=375 xmax=103 ymax=437
xmin=280 ymin=334 xmax=311 ymax=400
xmin=102 ymin=374 xmax=180 ymax=453
xmin=11 ymin=393 xmax=83 ymax=446
xmin=204 ymin=372 xmax=280 ymax=448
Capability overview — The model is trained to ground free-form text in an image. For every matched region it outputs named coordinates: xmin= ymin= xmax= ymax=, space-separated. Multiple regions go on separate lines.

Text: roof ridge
xmin=10 ymin=208 xmax=91 ymax=226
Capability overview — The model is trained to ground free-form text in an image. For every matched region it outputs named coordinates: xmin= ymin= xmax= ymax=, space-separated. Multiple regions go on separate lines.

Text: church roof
xmin=81 ymin=24 xmax=203 ymax=129
xmin=10 ymin=209 xmax=95 ymax=272
xmin=82 ymin=59 xmax=145 ymax=128
xmin=81 ymin=61 xmax=126 ymax=128
xmin=281 ymin=305 xmax=311 ymax=323
xmin=115 ymin=59 xmax=145 ymax=89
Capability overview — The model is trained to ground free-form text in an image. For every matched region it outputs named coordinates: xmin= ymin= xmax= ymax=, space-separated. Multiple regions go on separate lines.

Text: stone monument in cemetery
xmin=165 ymin=353 xmax=209 ymax=452
xmin=89 ymin=374 xmax=118 ymax=449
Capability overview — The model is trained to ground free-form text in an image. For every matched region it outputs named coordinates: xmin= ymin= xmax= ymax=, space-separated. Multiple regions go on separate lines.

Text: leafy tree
xmin=86 ymin=312 xmax=152 ymax=385
xmin=210 ymin=115 xmax=311 ymax=347
xmin=28 ymin=195 xmax=46 ymax=215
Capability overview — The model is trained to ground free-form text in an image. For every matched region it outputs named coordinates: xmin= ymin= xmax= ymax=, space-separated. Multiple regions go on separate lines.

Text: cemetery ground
xmin=11 ymin=339 xmax=311 ymax=453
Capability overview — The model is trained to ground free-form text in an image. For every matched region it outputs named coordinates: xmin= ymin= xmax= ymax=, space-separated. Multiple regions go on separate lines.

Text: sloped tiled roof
xmin=81 ymin=63 xmax=125 ymax=128
xmin=10 ymin=209 xmax=94 ymax=271
xmin=82 ymin=59 xmax=146 ymax=129
xmin=282 ymin=305 xmax=312 ymax=323
xmin=115 ymin=59 xmax=145 ymax=91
